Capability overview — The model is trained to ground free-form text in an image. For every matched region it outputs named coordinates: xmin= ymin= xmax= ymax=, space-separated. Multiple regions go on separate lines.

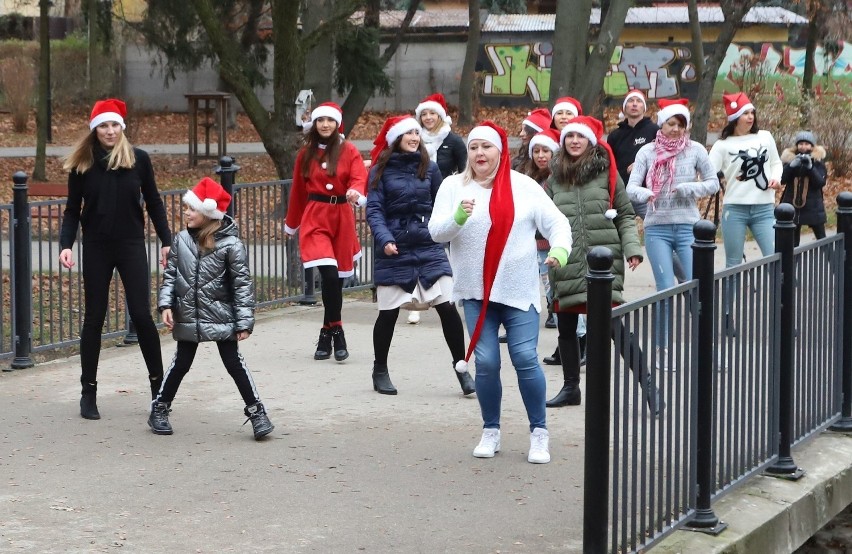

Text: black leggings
xmin=556 ymin=312 xmax=647 ymax=378
xmin=155 ymin=340 xmax=260 ymax=405
xmin=80 ymin=238 xmax=163 ymax=385
xmin=318 ymin=265 xmax=344 ymax=325
xmin=373 ymin=301 xmax=466 ymax=366
xmin=793 ymin=223 xmax=826 ymax=247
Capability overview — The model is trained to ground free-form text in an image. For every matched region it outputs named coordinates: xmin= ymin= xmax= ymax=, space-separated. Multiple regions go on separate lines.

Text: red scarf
xmin=646 ymin=130 xmax=689 ymax=201
xmin=464 ymin=122 xmax=515 ymax=362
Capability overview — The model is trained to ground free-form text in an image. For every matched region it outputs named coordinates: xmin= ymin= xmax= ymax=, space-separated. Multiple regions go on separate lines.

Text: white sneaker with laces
xmin=528 ymin=428 xmax=551 ymax=464
xmin=407 ymin=311 xmax=421 ymax=324
xmin=473 ymin=428 xmax=501 ymax=458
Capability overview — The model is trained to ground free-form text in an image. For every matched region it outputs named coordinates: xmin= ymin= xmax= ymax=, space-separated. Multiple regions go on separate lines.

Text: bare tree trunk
xmin=577 ymin=0 xmax=630 ymax=115
xmin=34 ymin=0 xmax=50 ymax=181
xmin=458 ymin=0 xmax=480 ymax=126
xmin=340 ymin=0 xmax=418 ymax=134
xmin=303 ymin=0 xmax=335 ymax=103
xmin=687 ymin=0 xmax=705 ymax=79
xmin=691 ymin=0 xmax=758 ymax=147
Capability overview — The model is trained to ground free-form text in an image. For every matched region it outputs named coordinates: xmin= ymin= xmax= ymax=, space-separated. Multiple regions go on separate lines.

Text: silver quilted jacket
xmin=158 ymin=215 xmax=254 ymax=342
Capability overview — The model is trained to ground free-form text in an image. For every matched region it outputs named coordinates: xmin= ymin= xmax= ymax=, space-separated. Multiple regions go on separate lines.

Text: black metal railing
xmin=584 ymin=198 xmax=850 ymax=553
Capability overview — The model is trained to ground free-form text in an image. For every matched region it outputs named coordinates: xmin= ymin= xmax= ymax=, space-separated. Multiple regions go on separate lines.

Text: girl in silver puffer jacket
xmin=151 ymin=177 xmax=274 ymax=440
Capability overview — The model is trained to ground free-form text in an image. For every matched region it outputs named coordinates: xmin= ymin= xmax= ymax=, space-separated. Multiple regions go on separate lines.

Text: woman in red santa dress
xmin=285 ymin=102 xmax=368 ymax=362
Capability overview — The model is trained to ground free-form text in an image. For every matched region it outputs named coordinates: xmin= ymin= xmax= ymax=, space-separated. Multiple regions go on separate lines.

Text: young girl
xmin=151 ymin=177 xmax=274 ymax=440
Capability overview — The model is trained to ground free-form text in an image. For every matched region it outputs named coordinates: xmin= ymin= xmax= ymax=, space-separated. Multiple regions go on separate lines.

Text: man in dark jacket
xmin=606 ymin=89 xmax=659 ymax=219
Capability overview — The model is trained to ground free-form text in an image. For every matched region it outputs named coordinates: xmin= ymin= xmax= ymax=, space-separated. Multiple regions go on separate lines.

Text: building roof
xmin=482 ymin=6 xmax=808 ymax=31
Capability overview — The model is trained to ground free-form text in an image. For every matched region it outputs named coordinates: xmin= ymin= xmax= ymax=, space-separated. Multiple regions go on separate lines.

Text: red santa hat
xmin=559 ymin=116 xmax=619 ymax=220
xmin=310 ymin=102 xmax=345 ymax=134
xmin=656 ymin=98 xmax=691 ymax=127
xmin=522 ymin=108 xmax=552 ymax=133
xmin=457 ymin=121 xmax=514 ymax=372
xmin=415 ymin=92 xmax=452 ymax=125
xmin=622 ymin=89 xmax=647 ymax=112
xmin=89 ymin=98 xmax=127 ymax=130
xmin=370 ymin=115 xmax=421 ymax=165
xmin=183 ymin=176 xmax=232 ymax=220
xmin=551 ymin=96 xmax=583 ymax=119
xmin=723 ymin=92 xmax=754 ymax=122
xmin=528 ymin=128 xmax=561 ymax=157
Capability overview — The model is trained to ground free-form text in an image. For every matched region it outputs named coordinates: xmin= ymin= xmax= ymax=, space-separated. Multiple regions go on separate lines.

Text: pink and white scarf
xmin=645 ymin=130 xmax=689 ymax=201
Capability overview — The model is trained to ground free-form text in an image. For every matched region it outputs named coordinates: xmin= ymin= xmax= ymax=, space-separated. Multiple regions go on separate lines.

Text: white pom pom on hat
xmin=183 ymin=176 xmax=232 ymax=220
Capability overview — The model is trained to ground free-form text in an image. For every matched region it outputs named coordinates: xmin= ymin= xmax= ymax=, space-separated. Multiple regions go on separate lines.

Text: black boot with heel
xmin=454 ymin=362 xmax=476 ymax=396
xmin=330 ymin=325 xmax=349 ymax=361
xmin=80 ymin=380 xmax=100 ymax=420
xmin=314 ymin=328 xmax=332 ymax=360
xmin=546 ymin=337 xmax=582 ymax=407
xmin=372 ymin=363 xmax=397 ymax=395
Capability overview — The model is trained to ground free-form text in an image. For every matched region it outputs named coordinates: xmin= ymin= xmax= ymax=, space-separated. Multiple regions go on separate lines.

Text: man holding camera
xmin=780 ymin=130 xmax=828 ymax=246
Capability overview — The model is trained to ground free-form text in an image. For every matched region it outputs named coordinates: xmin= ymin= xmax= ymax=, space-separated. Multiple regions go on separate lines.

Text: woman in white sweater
xmin=429 ymin=122 xmax=572 ymax=464
xmin=708 ymin=92 xmax=782 ymax=268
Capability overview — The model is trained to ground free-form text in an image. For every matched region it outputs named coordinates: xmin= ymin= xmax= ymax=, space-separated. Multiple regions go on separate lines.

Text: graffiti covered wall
xmin=479 ymin=39 xmax=852 ymax=106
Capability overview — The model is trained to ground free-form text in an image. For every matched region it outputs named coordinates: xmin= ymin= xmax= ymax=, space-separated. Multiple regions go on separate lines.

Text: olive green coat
xmin=545 ymin=146 xmax=643 ymax=309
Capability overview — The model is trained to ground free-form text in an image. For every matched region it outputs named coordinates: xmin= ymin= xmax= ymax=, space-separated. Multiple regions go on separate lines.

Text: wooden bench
xmin=28 ymin=182 xmax=67 ymax=220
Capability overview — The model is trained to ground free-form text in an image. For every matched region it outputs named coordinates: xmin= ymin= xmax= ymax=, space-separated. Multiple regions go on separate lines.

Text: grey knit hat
xmin=794 ymin=130 xmax=816 ymax=146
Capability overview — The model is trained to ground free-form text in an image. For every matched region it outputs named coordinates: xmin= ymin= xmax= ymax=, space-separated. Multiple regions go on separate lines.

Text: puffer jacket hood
xmin=158 ymin=215 xmax=254 ymax=342
xmin=546 ymin=145 xmax=643 ymax=309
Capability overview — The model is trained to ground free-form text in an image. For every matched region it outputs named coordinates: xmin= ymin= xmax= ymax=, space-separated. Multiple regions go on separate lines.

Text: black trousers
xmin=80 ymin=238 xmax=163 ymax=385
xmin=318 ymin=265 xmax=344 ymax=325
xmin=155 ymin=340 xmax=261 ymax=405
xmin=372 ymin=301 xmax=466 ymax=366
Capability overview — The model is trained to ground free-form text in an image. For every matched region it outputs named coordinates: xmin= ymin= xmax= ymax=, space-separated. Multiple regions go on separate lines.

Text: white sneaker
xmin=473 ymin=428 xmax=501 ymax=458
xmin=407 ymin=311 xmax=421 ymax=324
xmin=528 ymin=428 xmax=551 ymax=464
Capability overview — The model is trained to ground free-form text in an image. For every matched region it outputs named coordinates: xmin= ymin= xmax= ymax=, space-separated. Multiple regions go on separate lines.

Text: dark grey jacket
xmin=158 ymin=216 xmax=254 ymax=342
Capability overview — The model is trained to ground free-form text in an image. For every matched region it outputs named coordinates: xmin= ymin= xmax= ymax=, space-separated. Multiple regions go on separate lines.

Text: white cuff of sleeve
xmin=284 ymin=224 xmax=298 ymax=236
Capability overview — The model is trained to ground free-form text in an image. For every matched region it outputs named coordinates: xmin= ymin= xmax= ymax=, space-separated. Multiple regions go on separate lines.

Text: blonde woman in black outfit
xmin=59 ymin=99 xmax=172 ymax=420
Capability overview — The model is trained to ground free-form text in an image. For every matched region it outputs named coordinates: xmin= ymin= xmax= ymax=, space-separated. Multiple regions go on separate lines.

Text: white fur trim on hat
xmin=467 ymin=126 xmax=502 ymax=152
xmin=552 ymin=101 xmax=579 ymax=118
xmin=657 ymin=104 xmax=691 ymax=127
xmin=727 ymin=101 xmax=754 ymax=122
xmin=415 ymin=100 xmax=449 ymax=124
xmin=89 ymin=112 xmax=126 ymax=131
xmin=560 ymin=122 xmax=597 ymax=147
xmin=183 ymin=190 xmax=226 ymax=220
xmin=386 ymin=117 xmax=421 ymax=146
xmin=528 ymin=135 xmax=559 ymax=157
xmin=622 ymin=91 xmax=647 ymax=112
xmin=311 ymin=105 xmax=342 ymax=125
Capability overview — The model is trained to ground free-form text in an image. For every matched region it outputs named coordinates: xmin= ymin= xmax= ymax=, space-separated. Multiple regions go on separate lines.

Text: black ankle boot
xmin=543 ymin=346 xmax=561 ymax=366
xmin=372 ymin=363 xmax=397 ymax=395
xmin=149 ymin=376 xmax=163 ymax=400
xmin=80 ymin=381 xmax=100 ymax=420
xmin=244 ymin=402 xmax=274 ymax=439
xmin=546 ymin=382 xmax=582 ymax=407
xmin=314 ymin=328 xmax=332 ymax=360
xmin=330 ymin=325 xmax=349 ymax=361
xmin=148 ymin=401 xmax=173 ymax=435
xmin=545 ymin=310 xmax=556 ymax=329
xmin=454 ymin=363 xmax=475 ymax=396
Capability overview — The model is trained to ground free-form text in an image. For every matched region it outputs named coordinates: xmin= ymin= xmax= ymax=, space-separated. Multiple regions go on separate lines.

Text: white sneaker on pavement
xmin=473 ymin=428 xmax=501 ymax=458
xmin=407 ymin=311 xmax=421 ymax=324
xmin=528 ymin=427 xmax=551 ymax=464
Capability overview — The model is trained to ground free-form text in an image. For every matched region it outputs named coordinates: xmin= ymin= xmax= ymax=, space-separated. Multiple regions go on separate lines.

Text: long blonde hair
xmin=194 ymin=214 xmax=222 ymax=253
xmin=62 ymin=129 xmax=136 ymax=174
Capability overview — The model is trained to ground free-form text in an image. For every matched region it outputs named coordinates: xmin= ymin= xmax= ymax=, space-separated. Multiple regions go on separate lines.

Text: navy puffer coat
xmin=367 ymin=151 xmax=452 ymax=292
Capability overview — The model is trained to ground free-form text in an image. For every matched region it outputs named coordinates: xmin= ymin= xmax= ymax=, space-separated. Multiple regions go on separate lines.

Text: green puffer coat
xmin=546 ymin=146 xmax=643 ymax=310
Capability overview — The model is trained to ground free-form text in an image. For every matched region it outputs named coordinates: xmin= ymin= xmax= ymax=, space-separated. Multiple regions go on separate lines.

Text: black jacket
xmin=606 ymin=117 xmax=660 ymax=184
xmin=780 ymin=146 xmax=828 ymax=226
xmin=435 ymin=131 xmax=467 ymax=180
xmin=60 ymin=147 xmax=172 ymax=248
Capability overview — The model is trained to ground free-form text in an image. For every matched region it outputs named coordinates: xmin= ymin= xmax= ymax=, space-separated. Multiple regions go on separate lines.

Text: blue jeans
xmin=462 ymin=300 xmax=546 ymax=432
xmin=721 ymin=204 xmax=775 ymax=268
xmin=645 ymin=224 xmax=695 ymax=347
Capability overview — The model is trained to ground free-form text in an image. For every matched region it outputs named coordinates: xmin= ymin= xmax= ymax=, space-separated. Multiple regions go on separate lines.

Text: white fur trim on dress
xmin=560 ymin=123 xmax=597 ymax=147
xmin=656 ymin=104 xmax=691 ymax=127
xmin=284 ymin=224 xmax=298 ymax=236
xmin=467 ymin=126 xmax=502 ymax=152
xmin=183 ymin=190 xmax=225 ymax=220
xmin=415 ymin=100 xmax=449 ymax=123
xmin=386 ymin=117 xmax=421 ymax=147
xmin=311 ymin=105 xmax=342 ymax=125
xmin=89 ymin=112 xmax=126 ymax=130
xmin=528 ymin=135 xmax=559 ymax=157
xmin=726 ymin=101 xmax=754 ymax=122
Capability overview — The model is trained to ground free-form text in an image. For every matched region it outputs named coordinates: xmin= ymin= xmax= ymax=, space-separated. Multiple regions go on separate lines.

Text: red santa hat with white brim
xmin=619 ymin=89 xmax=647 ymax=120
xmin=415 ymin=92 xmax=452 ymax=125
xmin=370 ymin=115 xmax=422 ymax=165
xmin=310 ymin=102 xmax=345 ymax=134
xmin=559 ymin=116 xmax=619 ymax=220
xmin=656 ymin=98 xmax=691 ymax=127
xmin=551 ymin=96 xmax=583 ymax=118
xmin=183 ymin=176 xmax=232 ymax=220
xmin=528 ymin=128 xmax=561 ymax=157
xmin=723 ymin=92 xmax=754 ymax=122
xmin=89 ymin=98 xmax=127 ymax=130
